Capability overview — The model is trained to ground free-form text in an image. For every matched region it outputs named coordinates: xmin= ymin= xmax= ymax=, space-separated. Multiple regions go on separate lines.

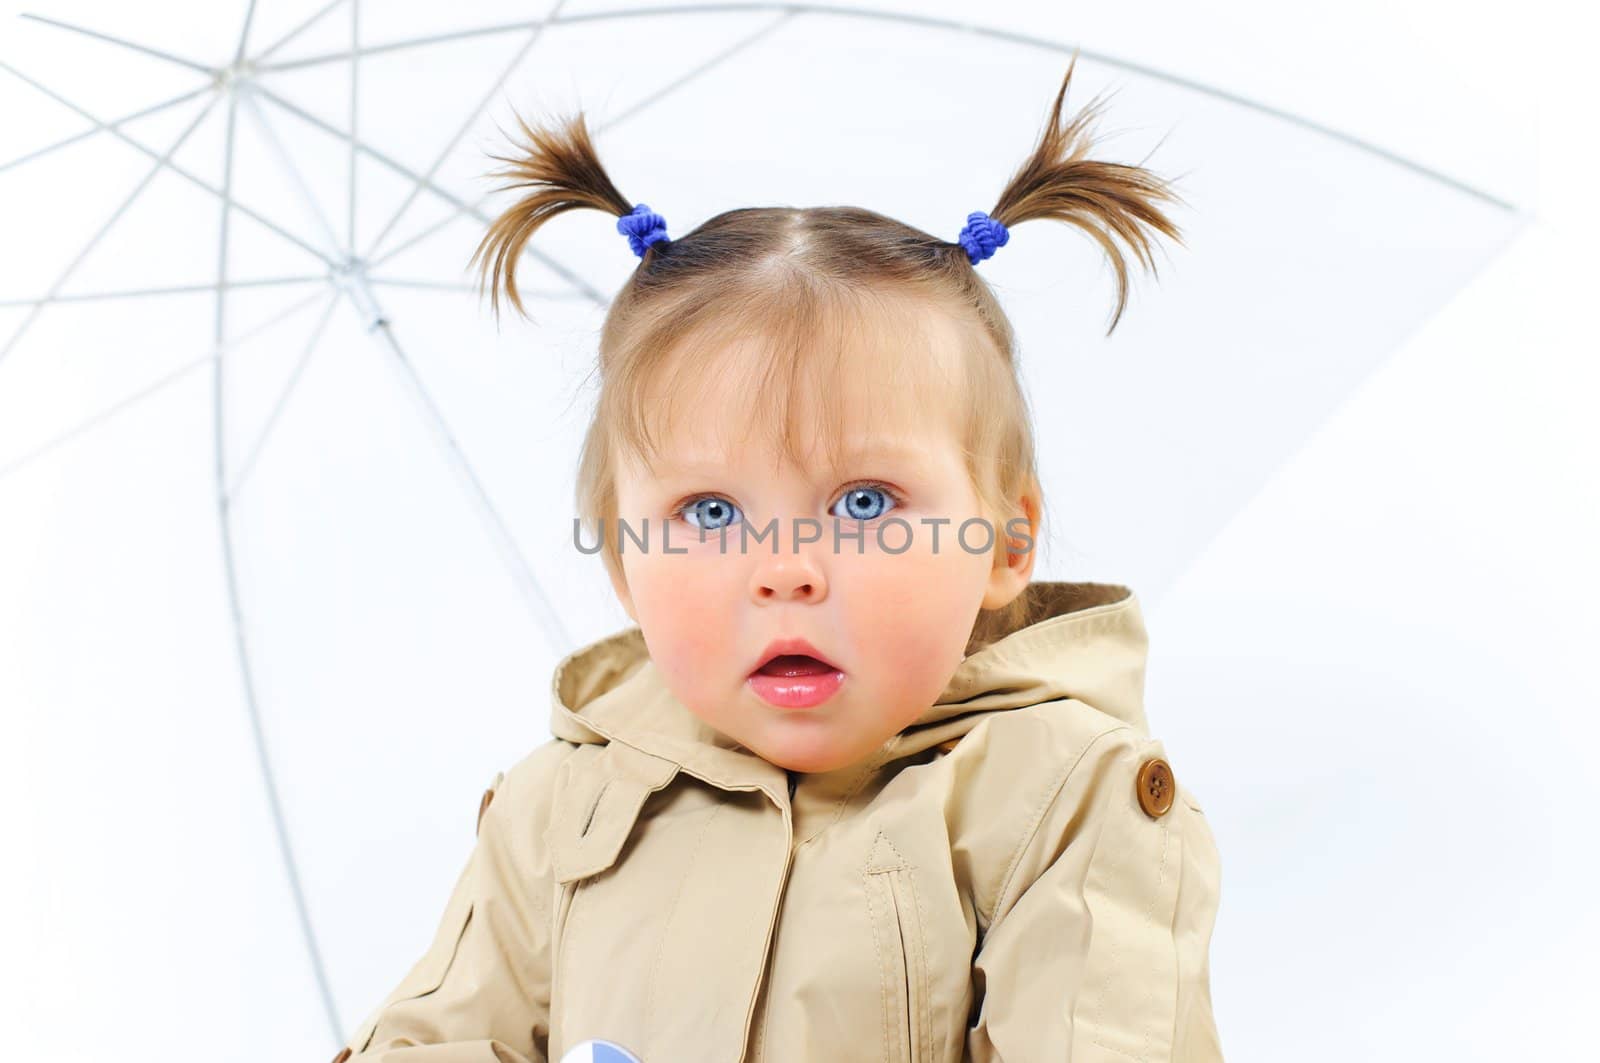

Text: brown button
xmin=1136 ymin=757 xmax=1175 ymax=818
xmin=330 ymin=1048 xmax=352 ymax=1063
xmin=477 ymin=787 xmax=495 ymax=835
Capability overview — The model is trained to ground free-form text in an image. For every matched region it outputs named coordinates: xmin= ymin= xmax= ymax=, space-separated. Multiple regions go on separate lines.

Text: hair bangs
xmin=609 ymin=280 xmax=964 ymax=482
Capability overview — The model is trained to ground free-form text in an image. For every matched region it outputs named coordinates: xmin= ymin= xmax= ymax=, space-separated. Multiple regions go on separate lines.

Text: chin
xmin=758 ymin=739 xmax=858 ymax=774
xmin=767 ymin=751 xmax=827 ymax=773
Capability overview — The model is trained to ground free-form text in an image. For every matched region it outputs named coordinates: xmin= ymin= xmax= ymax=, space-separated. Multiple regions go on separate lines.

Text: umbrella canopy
xmin=0 ymin=1 xmax=1523 ymax=1058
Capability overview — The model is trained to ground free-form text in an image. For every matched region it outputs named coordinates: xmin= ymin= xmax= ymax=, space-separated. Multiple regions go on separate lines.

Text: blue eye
xmin=831 ymin=484 xmax=899 ymax=522
xmin=680 ymin=496 xmax=742 ymax=531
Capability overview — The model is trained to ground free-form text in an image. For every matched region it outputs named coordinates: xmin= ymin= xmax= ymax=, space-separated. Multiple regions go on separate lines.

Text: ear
xmin=980 ymin=486 xmax=1041 ymax=611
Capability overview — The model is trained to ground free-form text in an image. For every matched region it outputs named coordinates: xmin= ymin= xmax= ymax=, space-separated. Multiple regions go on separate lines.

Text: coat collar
xmin=547 ymin=580 xmax=1149 ymax=804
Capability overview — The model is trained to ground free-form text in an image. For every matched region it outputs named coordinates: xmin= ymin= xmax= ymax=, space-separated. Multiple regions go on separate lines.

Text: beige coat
xmin=337 ymin=581 xmax=1225 ymax=1062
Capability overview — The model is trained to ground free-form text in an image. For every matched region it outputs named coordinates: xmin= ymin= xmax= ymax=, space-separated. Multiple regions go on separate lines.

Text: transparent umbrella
xmin=0 ymin=1 xmax=1524 ymax=1058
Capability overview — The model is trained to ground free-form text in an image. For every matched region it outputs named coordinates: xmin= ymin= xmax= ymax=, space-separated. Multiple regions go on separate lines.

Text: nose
xmin=750 ymin=554 xmax=827 ymax=604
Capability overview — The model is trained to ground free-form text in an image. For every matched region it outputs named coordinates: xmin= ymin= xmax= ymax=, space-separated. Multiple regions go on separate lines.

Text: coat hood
xmin=547 ymin=580 xmax=1149 ymax=795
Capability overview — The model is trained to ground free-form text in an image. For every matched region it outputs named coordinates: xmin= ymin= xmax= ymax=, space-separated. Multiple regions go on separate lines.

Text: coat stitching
xmin=906 ymin=869 xmax=935 ymax=1063
xmin=867 ymin=829 xmax=909 ymax=872
xmin=745 ymin=820 xmax=792 ymax=1061
xmin=866 ymin=830 xmax=930 ymax=1063
xmin=354 ymin=902 xmax=475 ymax=1052
xmin=753 ymin=969 xmax=769 ymax=1063
xmin=553 ymin=879 xmax=588 ymax=1030
xmin=989 ymin=724 xmax=1131 ymax=928
xmin=642 ymin=800 xmax=725 ymax=1053
xmin=862 ymin=869 xmax=894 ymax=1063
xmin=889 ymin=868 xmax=928 ymax=1063
xmin=1087 ymin=744 xmax=1166 ymax=1063
xmin=884 ymin=875 xmax=914 ymax=1063
xmin=1138 ymin=817 xmax=1172 ymax=1063
xmin=1086 ymin=783 xmax=1134 ymax=1061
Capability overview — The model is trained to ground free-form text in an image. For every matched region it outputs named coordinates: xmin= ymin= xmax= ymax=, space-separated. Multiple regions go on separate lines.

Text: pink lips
xmin=747 ymin=648 xmax=846 ymax=710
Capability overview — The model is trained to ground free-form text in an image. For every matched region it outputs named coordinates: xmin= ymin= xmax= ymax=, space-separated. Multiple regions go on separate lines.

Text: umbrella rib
xmin=369 ymin=315 xmax=576 ymax=655
xmin=251 ymin=84 xmax=606 ymax=306
xmin=366 ymin=277 xmax=575 ymax=294
xmin=358 ymin=187 xmax=595 ymax=306
xmin=347 ymin=0 xmax=360 ymax=254
xmin=210 ymin=91 xmax=345 ymax=1044
xmin=0 ymin=275 xmax=327 ymax=308
xmin=233 ymin=0 xmax=259 ymax=66
xmin=360 ymin=0 xmax=572 ymax=263
xmin=255 ymin=19 xmax=537 ymax=72
xmin=225 ymin=293 xmax=341 ymax=501
xmin=364 ymin=278 xmax=479 ymax=292
xmin=361 ymin=203 xmax=485 ymax=273
xmin=237 ymin=86 xmax=345 ymax=260
xmin=16 ymin=12 xmax=215 ymax=75
xmin=595 ymin=8 xmax=797 ymax=135
xmin=361 ymin=8 xmax=789 ymax=275
xmin=0 ymin=85 xmax=220 ymax=368
xmin=0 ymin=289 xmax=331 ymax=483
xmin=0 ymin=60 xmax=339 ymax=273
xmin=255 ymin=3 xmax=1516 ymax=212
xmin=252 ymin=0 xmax=352 ymax=64
xmin=0 ymin=81 xmax=215 ymax=176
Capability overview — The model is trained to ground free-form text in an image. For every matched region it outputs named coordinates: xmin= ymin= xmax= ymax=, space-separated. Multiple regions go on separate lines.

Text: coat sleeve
xmin=965 ymin=726 xmax=1225 ymax=1062
xmin=333 ymin=738 xmax=576 ymax=1063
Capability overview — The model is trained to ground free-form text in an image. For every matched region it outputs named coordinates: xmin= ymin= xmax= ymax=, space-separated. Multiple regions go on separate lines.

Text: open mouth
xmin=751 ymin=653 xmax=840 ymax=677
xmin=747 ymin=644 xmax=846 ymax=709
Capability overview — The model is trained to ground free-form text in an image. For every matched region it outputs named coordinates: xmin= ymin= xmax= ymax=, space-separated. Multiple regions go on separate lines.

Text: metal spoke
xmin=597 ymin=8 xmax=794 ymax=131
xmin=208 ymin=88 xmax=344 ymax=1046
xmin=251 ymin=83 xmax=605 ymax=305
xmin=0 ymin=60 xmax=339 ymax=274
xmin=0 ymin=82 xmax=214 ymax=175
xmin=368 ymin=311 xmax=574 ymax=655
xmin=361 ymin=195 xmax=488 ymax=273
xmin=225 ymin=293 xmax=340 ymax=501
xmin=364 ymin=278 xmax=484 ymax=293
xmin=257 ymin=2 xmax=1517 ymax=212
xmin=237 ymin=86 xmax=343 ymax=259
xmin=251 ymin=0 xmax=351 ymax=64
xmin=347 ymin=0 xmax=360 ymax=253
xmin=367 ymin=7 xmax=794 ymax=272
xmin=0 ymin=289 xmax=331 ymax=483
xmin=365 ymin=277 xmax=589 ymax=296
xmin=233 ymin=0 xmax=259 ymax=66
xmin=17 ymin=12 xmax=215 ymax=74
xmin=0 ymin=87 xmax=220 ymax=367
xmin=0 ymin=276 xmax=325 ymax=308
xmin=255 ymin=17 xmax=542 ymax=73
xmin=361 ymin=0 xmax=570 ymax=263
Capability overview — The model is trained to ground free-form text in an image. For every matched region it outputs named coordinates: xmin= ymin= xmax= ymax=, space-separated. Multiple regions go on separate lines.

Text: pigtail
xmin=469 ymin=108 xmax=638 ymax=322
xmin=987 ymin=52 xmax=1186 ymax=335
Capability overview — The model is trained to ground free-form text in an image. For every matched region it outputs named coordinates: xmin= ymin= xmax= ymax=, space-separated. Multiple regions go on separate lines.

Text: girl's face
xmin=609 ymin=305 xmax=1035 ymax=775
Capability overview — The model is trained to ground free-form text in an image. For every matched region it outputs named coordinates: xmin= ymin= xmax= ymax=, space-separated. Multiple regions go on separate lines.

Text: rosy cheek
xmin=626 ymin=552 xmax=741 ymax=685
xmin=835 ymin=544 xmax=981 ymax=687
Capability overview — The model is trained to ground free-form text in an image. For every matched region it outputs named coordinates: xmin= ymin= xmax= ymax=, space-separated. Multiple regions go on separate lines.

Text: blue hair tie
xmin=618 ymin=203 xmax=670 ymax=257
xmin=620 ymin=204 xmax=1005 ymax=264
xmin=958 ymin=210 xmax=1009 ymax=264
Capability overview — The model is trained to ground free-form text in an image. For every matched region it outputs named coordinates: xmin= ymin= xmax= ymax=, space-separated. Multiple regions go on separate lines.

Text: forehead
xmin=638 ymin=296 xmax=972 ymax=476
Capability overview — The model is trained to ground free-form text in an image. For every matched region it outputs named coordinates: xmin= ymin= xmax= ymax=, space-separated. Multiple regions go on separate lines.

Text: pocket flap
xmin=552 ymin=742 xmax=679 ymax=884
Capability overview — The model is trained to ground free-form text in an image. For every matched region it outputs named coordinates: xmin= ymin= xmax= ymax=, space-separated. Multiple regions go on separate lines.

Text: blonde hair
xmin=470 ymin=53 xmax=1184 ymax=655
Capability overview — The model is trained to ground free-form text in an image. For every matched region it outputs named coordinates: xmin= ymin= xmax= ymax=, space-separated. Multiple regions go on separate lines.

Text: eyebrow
xmin=656 ymin=441 xmax=929 ymax=477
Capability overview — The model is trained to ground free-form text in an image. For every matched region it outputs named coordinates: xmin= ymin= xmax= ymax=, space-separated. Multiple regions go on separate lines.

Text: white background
xmin=0 ymin=1 xmax=1595 ymax=1060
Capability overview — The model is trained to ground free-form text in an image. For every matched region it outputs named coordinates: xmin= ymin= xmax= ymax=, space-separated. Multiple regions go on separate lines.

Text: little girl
xmin=335 ymin=55 xmax=1223 ymax=1063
